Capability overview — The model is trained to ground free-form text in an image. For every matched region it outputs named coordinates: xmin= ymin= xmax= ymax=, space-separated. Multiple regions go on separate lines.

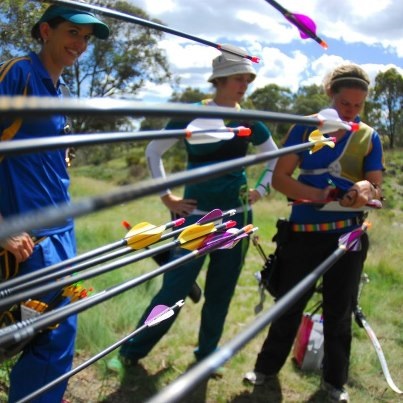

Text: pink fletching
xmin=145 ymin=305 xmax=169 ymax=324
xmin=291 ymin=13 xmax=317 ymax=39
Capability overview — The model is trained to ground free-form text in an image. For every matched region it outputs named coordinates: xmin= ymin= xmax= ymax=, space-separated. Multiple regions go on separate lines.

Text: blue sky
xmin=127 ymin=0 xmax=403 ymax=102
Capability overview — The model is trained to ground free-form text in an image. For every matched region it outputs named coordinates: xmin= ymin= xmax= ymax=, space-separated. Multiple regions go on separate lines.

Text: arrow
xmin=145 ymin=224 xmax=369 ymax=403
xmin=200 ymin=227 xmax=255 ymax=251
xmin=0 ymin=217 xmax=184 ymax=295
xmin=264 ymin=0 xmax=328 ymax=49
xmin=185 ymin=119 xmax=251 ymax=145
xmin=0 ymin=209 xmax=234 ymax=299
xmin=0 ymin=220 xmax=236 ymax=311
xmin=0 ymin=224 xmax=250 ymax=351
xmin=0 ymin=136 xmax=341 ymax=242
xmin=0 ymin=96 xmax=328 ymax=125
xmin=316 ymin=108 xmax=360 ymax=133
xmin=39 ymin=0 xmax=260 ymax=62
xmin=308 ymin=130 xmax=336 ymax=154
xmin=124 ymin=220 xmax=182 ymax=250
xmin=16 ymin=300 xmax=185 ymax=403
xmin=0 ymin=99 xmax=350 ymax=135
xmin=0 ymin=126 xmax=251 ymax=158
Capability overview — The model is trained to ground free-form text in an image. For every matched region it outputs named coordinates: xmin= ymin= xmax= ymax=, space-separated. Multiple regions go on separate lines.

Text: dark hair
xmin=31 ymin=16 xmax=66 ymax=42
xmin=210 ymin=76 xmax=228 ymax=88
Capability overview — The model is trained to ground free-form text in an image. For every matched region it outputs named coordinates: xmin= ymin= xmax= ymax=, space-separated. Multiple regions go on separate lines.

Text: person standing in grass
xmin=112 ymin=46 xmax=278 ymax=374
xmin=0 ymin=5 xmax=109 ymax=402
xmin=243 ymin=64 xmax=384 ymax=402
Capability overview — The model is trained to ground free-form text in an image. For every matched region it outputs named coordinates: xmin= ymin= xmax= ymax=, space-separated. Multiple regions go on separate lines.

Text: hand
xmin=1 ymin=233 xmax=34 ymax=263
xmin=340 ymin=180 xmax=375 ymax=208
xmin=161 ymin=194 xmax=197 ymax=216
xmin=249 ymin=189 xmax=262 ymax=205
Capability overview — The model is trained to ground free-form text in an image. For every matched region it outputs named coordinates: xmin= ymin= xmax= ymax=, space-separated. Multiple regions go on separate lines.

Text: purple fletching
xmin=197 ymin=209 xmax=223 ymax=224
xmin=339 ymin=227 xmax=363 ymax=251
xmin=289 ymin=13 xmax=317 ymax=39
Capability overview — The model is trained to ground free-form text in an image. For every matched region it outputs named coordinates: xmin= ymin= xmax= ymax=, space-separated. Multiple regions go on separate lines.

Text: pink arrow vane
xmin=264 ymin=0 xmax=328 ymax=49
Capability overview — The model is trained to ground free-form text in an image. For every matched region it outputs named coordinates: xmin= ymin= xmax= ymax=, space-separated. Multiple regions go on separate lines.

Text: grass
xmin=1 ymin=150 xmax=402 ymax=403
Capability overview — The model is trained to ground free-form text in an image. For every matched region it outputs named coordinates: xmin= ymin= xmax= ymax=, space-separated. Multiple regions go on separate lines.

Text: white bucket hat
xmin=208 ymin=44 xmax=256 ymax=83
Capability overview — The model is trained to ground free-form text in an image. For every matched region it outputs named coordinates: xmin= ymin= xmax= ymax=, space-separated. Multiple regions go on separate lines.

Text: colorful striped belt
xmin=291 ymin=217 xmax=361 ymax=232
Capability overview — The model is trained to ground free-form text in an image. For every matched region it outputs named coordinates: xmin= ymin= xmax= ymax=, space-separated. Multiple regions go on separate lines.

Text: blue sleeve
xmin=364 ymin=131 xmax=384 ymax=172
xmin=0 ymin=58 xmax=31 ymax=96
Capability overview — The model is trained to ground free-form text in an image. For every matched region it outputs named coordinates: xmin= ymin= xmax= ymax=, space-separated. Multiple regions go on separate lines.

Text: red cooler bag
xmin=293 ymin=313 xmax=324 ymax=371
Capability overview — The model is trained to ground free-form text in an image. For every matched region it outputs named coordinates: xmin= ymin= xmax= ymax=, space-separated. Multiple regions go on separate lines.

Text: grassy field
xmin=1 ymin=150 xmax=402 ymax=403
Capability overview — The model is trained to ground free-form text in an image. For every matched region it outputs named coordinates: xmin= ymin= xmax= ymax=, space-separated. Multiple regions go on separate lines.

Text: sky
xmin=127 ymin=0 xmax=403 ymax=103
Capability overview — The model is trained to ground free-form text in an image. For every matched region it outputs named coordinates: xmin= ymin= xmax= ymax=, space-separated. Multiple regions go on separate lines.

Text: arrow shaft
xmin=39 ymin=0 xmax=251 ymax=60
xmin=0 ymin=218 xmax=180 ymax=293
xmin=0 ymin=96 xmax=321 ymax=126
xmin=0 ymin=128 xmax=246 ymax=157
xmin=0 ymin=222 xmax=229 ymax=310
xmin=0 ymin=223 xmax=232 ymax=349
xmin=146 ymin=234 xmax=364 ymax=403
xmin=0 ymin=213 xmax=227 ymax=299
xmin=17 ymin=301 xmax=184 ymax=403
xmin=0 ymin=139 xmax=326 ymax=242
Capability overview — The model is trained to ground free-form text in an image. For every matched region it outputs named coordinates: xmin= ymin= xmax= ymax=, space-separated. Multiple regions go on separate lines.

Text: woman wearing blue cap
xmin=0 ymin=5 xmax=109 ymax=402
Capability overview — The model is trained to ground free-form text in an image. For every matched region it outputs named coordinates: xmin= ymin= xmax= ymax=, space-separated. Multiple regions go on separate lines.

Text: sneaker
xmin=320 ymin=380 xmax=350 ymax=402
xmin=243 ymin=371 xmax=268 ymax=386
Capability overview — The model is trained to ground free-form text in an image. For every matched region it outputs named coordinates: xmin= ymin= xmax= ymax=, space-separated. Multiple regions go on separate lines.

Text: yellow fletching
xmin=309 ymin=130 xmax=335 ymax=154
xmin=126 ymin=222 xmax=165 ymax=249
xmin=179 ymin=222 xmax=216 ymax=250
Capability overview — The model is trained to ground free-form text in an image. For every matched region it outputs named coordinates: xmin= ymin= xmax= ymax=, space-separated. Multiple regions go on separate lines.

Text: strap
xmin=291 ymin=217 xmax=362 ymax=232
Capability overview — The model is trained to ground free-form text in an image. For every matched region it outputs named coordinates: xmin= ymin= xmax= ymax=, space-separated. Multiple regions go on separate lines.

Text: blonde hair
xmin=324 ymin=64 xmax=370 ymax=95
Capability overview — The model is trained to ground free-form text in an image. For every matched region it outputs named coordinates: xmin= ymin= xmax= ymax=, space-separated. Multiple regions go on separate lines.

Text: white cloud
xmin=128 ymin=0 xmax=403 ymax=102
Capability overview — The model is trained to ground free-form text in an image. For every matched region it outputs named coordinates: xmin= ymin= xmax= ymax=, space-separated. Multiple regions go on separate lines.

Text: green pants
xmin=120 ymin=211 xmax=251 ymax=361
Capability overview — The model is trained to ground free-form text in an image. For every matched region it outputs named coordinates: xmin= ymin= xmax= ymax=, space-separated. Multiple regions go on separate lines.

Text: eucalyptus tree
xmin=372 ymin=68 xmax=403 ymax=148
xmin=0 ymin=0 xmax=173 ymax=165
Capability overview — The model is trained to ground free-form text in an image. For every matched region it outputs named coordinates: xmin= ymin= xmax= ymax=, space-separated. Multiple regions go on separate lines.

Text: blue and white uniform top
xmin=0 ymin=51 xmax=73 ymax=236
xmin=284 ymin=118 xmax=384 ymax=229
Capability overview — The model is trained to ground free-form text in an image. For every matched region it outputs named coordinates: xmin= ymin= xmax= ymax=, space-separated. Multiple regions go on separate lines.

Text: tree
xmin=140 ymin=86 xmax=210 ymax=131
xmin=372 ymin=68 xmax=403 ymax=148
xmin=247 ymin=84 xmax=293 ymax=140
xmin=0 ymin=1 xmax=174 ymax=165
xmin=361 ymin=89 xmax=382 ymax=138
xmin=0 ymin=0 xmax=40 ymax=59
xmin=291 ymin=84 xmax=329 ymax=116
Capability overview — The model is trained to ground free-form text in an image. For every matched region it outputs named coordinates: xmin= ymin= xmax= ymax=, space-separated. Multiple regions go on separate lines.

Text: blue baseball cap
xmin=34 ymin=5 xmax=110 ymax=40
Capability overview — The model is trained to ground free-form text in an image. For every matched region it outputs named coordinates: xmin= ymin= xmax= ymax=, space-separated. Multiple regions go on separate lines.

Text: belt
xmin=291 ymin=217 xmax=362 ymax=232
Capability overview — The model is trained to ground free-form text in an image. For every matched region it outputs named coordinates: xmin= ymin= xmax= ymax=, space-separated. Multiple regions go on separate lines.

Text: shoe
xmin=188 ymin=282 xmax=202 ymax=303
xmin=106 ymin=356 xmax=138 ymax=373
xmin=243 ymin=371 xmax=268 ymax=386
xmin=320 ymin=380 xmax=350 ymax=402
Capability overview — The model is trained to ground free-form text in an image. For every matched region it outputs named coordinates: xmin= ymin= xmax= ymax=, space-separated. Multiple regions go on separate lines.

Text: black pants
xmin=254 ymin=229 xmax=368 ymax=388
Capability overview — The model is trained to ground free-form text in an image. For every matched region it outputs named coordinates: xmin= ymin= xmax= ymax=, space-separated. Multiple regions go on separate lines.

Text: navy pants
xmin=254 ymin=229 xmax=368 ymax=388
xmin=120 ymin=211 xmax=251 ymax=362
xmin=8 ymin=230 xmax=77 ymax=403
